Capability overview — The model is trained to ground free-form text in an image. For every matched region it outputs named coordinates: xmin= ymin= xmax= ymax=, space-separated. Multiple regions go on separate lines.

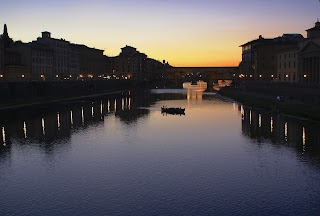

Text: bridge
xmin=163 ymin=66 xmax=238 ymax=89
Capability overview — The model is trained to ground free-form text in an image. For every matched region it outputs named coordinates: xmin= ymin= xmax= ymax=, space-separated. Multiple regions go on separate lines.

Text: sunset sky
xmin=1 ymin=0 xmax=319 ymax=67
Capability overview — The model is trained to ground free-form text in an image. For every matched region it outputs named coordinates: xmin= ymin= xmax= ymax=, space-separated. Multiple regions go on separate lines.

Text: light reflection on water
xmin=0 ymin=90 xmax=320 ymax=215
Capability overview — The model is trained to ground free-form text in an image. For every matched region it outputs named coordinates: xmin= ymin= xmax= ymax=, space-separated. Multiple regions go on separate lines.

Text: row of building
xmin=239 ymin=21 xmax=320 ymax=84
xmin=0 ymin=24 xmax=166 ymax=81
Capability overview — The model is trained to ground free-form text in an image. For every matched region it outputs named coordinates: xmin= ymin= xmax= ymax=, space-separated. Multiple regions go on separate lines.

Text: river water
xmin=0 ymin=89 xmax=320 ymax=216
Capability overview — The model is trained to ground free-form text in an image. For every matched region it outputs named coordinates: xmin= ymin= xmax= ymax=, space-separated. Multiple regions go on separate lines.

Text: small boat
xmin=161 ymin=107 xmax=185 ymax=115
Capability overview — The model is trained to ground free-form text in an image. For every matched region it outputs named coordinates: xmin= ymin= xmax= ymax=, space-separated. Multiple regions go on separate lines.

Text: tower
xmin=1 ymin=24 xmax=13 ymax=48
xmin=3 ymin=24 xmax=8 ymax=38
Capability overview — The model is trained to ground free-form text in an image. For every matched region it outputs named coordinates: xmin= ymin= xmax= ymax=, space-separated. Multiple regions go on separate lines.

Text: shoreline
xmin=0 ymin=90 xmax=128 ymax=111
xmin=218 ymin=86 xmax=320 ymax=122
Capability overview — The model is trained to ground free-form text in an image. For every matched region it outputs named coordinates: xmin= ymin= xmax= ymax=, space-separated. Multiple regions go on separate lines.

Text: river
xmin=0 ymin=89 xmax=320 ymax=215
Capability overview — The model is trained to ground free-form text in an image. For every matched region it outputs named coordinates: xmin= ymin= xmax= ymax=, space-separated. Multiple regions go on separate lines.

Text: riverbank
xmin=0 ymin=89 xmax=129 ymax=111
xmin=219 ymin=86 xmax=320 ymax=121
xmin=0 ymin=79 xmax=144 ymax=111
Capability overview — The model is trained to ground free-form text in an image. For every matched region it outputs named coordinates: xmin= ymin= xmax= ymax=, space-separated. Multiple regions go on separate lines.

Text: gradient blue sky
xmin=1 ymin=0 xmax=319 ymax=66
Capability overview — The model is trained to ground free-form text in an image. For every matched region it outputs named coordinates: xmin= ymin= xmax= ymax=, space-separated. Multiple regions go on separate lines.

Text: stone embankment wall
xmin=240 ymin=81 xmax=320 ymax=103
xmin=0 ymin=80 xmax=136 ymax=103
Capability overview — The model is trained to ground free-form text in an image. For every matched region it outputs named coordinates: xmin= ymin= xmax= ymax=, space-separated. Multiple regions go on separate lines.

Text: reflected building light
xmin=129 ymin=91 xmax=131 ymax=96
xmin=129 ymin=98 xmax=131 ymax=110
xmin=92 ymin=106 xmax=94 ymax=117
xmin=302 ymin=127 xmax=306 ymax=148
xmin=57 ymin=112 xmax=60 ymax=129
xmin=241 ymin=106 xmax=244 ymax=120
xmin=2 ymin=127 xmax=6 ymax=145
xmin=23 ymin=121 xmax=27 ymax=138
xmin=249 ymin=110 xmax=252 ymax=124
xmin=270 ymin=117 xmax=274 ymax=133
xmin=42 ymin=118 xmax=45 ymax=135
xmin=81 ymin=107 xmax=84 ymax=124
xmin=107 ymin=100 xmax=110 ymax=113
xmin=70 ymin=110 xmax=73 ymax=125
xmin=122 ymin=98 xmax=125 ymax=110
xmin=100 ymin=101 xmax=103 ymax=115
xmin=114 ymin=99 xmax=117 ymax=111
xmin=259 ymin=114 xmax=261 ymax=128
xmin=285 ymin=122 xmax=288 ymax=142
xmin=233 ymin=102 xmax=236 ymax=111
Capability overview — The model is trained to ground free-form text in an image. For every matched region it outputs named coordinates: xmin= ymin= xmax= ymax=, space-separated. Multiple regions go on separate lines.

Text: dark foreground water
xmin=0 ymin=89 xmax=320 ymax=216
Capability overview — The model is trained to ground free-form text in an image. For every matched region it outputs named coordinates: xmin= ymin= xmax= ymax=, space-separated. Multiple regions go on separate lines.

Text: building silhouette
xmin=0 ymin=24 xmax=167 ymax=82
xmin=299 ymin=21 xmax=320 ymax=83
xmin=239 ymin=34 xmax=304 ymax=81
xmin=107 ymin=45 xmax=164 ymax=81
xmin=70 ymin=44 xmax=105 ymax=79
xmin=240 ymin=20 xmax=320 ymax=84
xmin=32 ymin=31 xmax=75 ymax=80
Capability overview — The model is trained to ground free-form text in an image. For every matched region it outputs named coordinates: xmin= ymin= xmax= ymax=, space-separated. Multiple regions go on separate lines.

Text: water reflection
xmin=240 ymin=105 xmax=320 ymax=155
xmin=0 ymin=91 xmax=157 ymax=158
xmin=187 ymin=89 xmax=203 ymax=101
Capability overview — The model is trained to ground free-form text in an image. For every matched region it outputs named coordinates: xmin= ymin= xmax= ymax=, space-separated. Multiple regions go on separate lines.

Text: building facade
xmin=70 ymin=44 xmax=104 ymax=79
xmin=112 ymin=45 xmax=148 ymax=80
xmin=31 ymin=42 xmax=54 ymax=81
xmin=277 ymin=49 xmax=299 ymax=82
xmin=298 ymin=21 xmax=320 ymax=84
xmin=239 ymin=34 xmax=304 ymax=81
xmin=5 ymin=42 xmax=32 ymax=81
xmin=33 ymin=31 xmax=72 ymax=80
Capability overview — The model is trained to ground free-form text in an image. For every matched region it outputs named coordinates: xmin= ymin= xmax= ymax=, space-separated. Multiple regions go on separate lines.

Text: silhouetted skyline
xmin=1 ymin=0 xmax=320 ymax=66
